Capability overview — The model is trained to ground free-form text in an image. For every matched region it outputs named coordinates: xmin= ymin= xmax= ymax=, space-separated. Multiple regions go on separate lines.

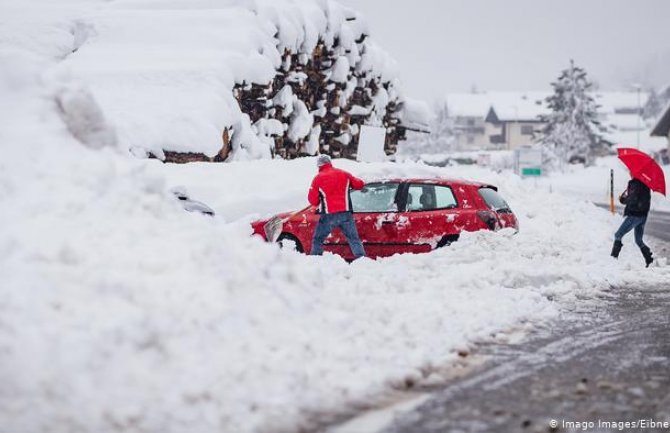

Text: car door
xmin=323 ymin=182 xmax=403 ymax=258
xmin=398 ymin=182 xmax=461 ymax=251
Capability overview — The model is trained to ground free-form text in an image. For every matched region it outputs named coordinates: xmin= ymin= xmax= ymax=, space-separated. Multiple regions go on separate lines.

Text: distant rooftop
xmin=445 ymin=91 xmax=549 ymax=120
xmin=444 ymin=90 xmax=649 ymax=122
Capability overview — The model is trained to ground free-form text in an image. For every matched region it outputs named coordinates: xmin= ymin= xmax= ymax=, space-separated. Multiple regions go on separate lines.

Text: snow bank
xmin=2 ymin=2 xmax=670 ymax=433
xmin=5 ymin=125 xmax=669 ymax=433
xmin=538 ymin=156 xmax=670 ymax=212
xmin=6 ymin=0 xmax=401 ymax=160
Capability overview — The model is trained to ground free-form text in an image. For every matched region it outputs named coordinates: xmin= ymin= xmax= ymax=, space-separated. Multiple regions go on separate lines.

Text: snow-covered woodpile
xmin=220 ymin=8 xmax=410 ymax=162
xmin=49 ymin=0 xmax=420 ymax=164
xmin=231 ymin=29 xmax=405 ymax=161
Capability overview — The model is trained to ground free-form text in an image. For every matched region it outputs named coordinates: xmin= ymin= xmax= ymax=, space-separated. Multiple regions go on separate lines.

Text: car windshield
xmin=479 ymin=187 xmax=511 ymax=212
xmin=350 ymin=182 xmax=399 ymax=212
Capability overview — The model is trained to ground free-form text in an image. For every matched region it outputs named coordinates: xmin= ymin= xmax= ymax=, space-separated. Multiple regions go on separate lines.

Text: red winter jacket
xmin=308 ymin=163 xmax=365 ymax=214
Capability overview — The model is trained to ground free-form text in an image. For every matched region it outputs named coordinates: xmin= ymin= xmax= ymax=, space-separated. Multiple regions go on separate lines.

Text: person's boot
xmin=640 ymin=246 xmax=654 ymax=268
xmin=611 ymin=240 xmax=623 ymax=258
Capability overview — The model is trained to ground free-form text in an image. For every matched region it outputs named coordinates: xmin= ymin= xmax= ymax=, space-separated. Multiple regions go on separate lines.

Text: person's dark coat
xmin=620 ymin=178 xmax=651 ymax=217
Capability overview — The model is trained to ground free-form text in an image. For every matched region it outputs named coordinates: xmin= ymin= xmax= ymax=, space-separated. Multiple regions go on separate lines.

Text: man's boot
xmin=611 ymin=240 xmax=623 ymax=258
xmin=640 ymin=246 xmax=654 ymax=267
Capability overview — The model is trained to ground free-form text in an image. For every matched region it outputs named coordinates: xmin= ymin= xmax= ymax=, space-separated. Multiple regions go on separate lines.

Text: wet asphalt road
xmin=598 ymin=206 xmax=670 ymax=242
xmin=380 ymin=287 xmax=670 ymax=433
xmin=374 ymin=209 xmax=670 ymax=433
xmin=642 ymin=210 xmax=670 ymax=242
xmin=324 ymin=207 xmax=670 ymax=433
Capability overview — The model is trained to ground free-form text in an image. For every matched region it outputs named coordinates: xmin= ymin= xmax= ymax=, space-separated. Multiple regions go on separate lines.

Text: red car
xmin=252 ymin=178 xmax=518 ymax=260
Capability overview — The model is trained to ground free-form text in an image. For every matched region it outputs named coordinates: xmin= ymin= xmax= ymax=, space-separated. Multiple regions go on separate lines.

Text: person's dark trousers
xmin=311 ymin=211 xmax=365 ymax=258
xmin=613 ymin=215 xmax=654 ymax=266
xmin=614 ymin=216 xmax=648 ymax=248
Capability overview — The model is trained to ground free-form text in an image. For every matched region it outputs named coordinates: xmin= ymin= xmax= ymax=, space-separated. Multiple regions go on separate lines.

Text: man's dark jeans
xmin=311 ymin=211 xmax=365 ymax=258
xmin=615 ymin=215 xmax=648 ymax=248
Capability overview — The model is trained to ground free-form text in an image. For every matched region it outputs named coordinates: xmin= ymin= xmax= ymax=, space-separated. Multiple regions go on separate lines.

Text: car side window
xmin=406 ymin=184 xmax=458 ymax=211
xmin=350 ymin=182 xmax=400 ymax=213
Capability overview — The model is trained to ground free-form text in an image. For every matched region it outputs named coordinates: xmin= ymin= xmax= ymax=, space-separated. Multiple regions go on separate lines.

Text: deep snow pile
xmin=4 ymin=127 xmax=670 ymax=433
xmin=3 ymin=2 xmax=670 ymax=433
xmin=1 ymin=0 xmax=403 ymax=161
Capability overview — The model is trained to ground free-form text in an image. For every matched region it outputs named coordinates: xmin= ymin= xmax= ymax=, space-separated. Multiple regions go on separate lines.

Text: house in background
xmin=442 ymin=93 xmax=498 ymax=150
xmin=445 ymin=92 xmax=549 ymax=151
xmin=442 ymin=91 xmax=650 ymax=152
xmin=596 ymin=92 xmax=648 ymax=133
xmin=484 ymin=92 xmax=549 ymax=150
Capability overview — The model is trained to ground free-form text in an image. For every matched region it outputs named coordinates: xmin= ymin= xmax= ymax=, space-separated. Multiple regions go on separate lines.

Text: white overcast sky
xmin=338 ymin=0 xmax=670 ymax=102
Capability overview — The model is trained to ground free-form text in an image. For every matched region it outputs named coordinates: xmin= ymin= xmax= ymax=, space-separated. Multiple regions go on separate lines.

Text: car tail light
xmin=477 ymin=210 xmax=499 ymax=231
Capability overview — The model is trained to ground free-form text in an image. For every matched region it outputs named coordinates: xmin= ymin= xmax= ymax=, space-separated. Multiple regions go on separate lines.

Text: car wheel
xmin=437 ymin=234 xmax=459 ymax=248
xmin=277 ymin=233 xmax=304 ymax=253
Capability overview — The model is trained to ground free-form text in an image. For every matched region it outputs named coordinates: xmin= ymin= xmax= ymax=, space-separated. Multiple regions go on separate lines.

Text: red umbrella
xmin=617 ymin=147 xmax=666 ymax=196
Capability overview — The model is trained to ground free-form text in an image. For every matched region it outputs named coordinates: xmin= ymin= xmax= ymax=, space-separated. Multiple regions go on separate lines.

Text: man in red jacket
xmin=308 ymin=155 xmax=366 ymax=258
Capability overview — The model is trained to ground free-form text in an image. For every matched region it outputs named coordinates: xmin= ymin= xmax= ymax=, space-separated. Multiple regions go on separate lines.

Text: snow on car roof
xmin=370 ymin=177 xmax=494 ymax=188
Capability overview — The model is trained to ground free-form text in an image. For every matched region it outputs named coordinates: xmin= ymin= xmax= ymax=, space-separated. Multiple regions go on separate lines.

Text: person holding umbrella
xmin=611 ymin=148 xmax=667 ymax=267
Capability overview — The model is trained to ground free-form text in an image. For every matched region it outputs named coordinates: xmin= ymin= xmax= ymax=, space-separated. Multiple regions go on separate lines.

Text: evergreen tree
xmin=540 ymin=60 xmax=605 ymax=167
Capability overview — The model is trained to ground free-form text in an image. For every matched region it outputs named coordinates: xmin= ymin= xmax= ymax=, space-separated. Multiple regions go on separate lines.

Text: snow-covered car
xmin=171 ymin=187 xmax=215 ymax=216
xmin=251 ymin=178 xmax=518 ymax=260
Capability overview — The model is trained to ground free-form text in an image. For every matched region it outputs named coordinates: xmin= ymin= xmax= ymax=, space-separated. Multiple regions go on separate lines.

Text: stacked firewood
xmin=232 ymin=34 xmax=405 ymax=160
xmin=159 ymin=15 xmax=408 ymax=164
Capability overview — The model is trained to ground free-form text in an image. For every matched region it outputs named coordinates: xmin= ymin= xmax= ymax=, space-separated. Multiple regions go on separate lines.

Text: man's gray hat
xmin=316 ymin=154 xmax=332 ymax=167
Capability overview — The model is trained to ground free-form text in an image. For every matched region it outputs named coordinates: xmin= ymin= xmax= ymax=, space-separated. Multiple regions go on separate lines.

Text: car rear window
xmin=350 ymin=182 xmax=400 ymax=212
xmin=479 ymin=187 xmax=511 ymax=212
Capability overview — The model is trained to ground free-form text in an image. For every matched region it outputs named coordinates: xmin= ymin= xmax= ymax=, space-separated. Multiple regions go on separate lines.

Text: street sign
xmin=516 ymin=148 xmax=543 ymax=177
xmin=521 ymin=167 xmax=541 ymax=176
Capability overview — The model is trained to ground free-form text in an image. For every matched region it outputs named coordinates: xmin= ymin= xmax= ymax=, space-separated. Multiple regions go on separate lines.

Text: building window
xmin=467 ymin=135 xmax=475 ymax=144
xmin=490 ymin=135 xmax=505 ymax=144
xmin=467 ymin=118 xmax=475 ymax=126
xmin=520 ymin=125 xmax=534 ymax=136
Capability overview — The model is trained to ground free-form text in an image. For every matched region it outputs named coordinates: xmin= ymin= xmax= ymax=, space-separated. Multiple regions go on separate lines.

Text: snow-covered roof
xmin=445 ymin=92 xmax=549 ymax=121
xmin=593 ymin=91 xmax=649 ymax=115
xmin=605 ymin=129 xmax=668 ymax=153
xmin=444 ymin=93 xmax=492 ymax=118
xmin=603 ymin=113 xmax=644 ymax=131
xmin=445 ymin=91 xmax=652 ymax=125
xmin=489 ymin=92 xmax=550 ymax=121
